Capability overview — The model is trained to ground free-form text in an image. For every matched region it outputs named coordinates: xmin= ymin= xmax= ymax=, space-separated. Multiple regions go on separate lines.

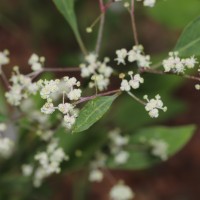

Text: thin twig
xmin=43 ymin=67 xmax=80 ymax=72
xmin=96 ymin=0 xmax=106 ymax=55
xmin=74 ymin=89 xmax=121 ymax=105
xmin=104 ymin=0 xmax=115 ymax=11
xmin=130 ymin=0 xmax=139 ymax=45
xmin=127 ymin=91 xmax=146 ymax=105
xmin=28 ymin=67 xmax=81 ymax=80
xmin=140 ymin=67 xmax=200 ymax=82
xmin=0 ymin=67 xmax=10 ymax=89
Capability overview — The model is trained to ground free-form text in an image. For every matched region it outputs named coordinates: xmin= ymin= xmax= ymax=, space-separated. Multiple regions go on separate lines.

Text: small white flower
xmin=150 ymin=139 xmax=168 ymax=161
xmin=114 ymin=151 xmax=129 ymax=164
xmin=0 ymin=50 xmax=9 ymax=66
xmin=22 ymin=164 xmax=33 ymax=176
xmin=120 ymin=79 xmax=131 ymax=91
xmin=63 ymin=115 xmax=76 ymax=129
xmin=41 ymin=102 xmax=55 ymax=114
xmin=67 ymin=89 xmax=82 ymax=101
xmin=0 ymin=136 xmax=14 ymax=159
xmin=89 ymin=169 xmax=104 ymax=182
xmin=58 ymin=103 xmax=74 ymax=114
xmin=115 ymin=49 xmax=127 ymax=65
xmin=28 ymin=53 xmax=44 ymax=72
xmin=109 ymin=182 xmax=134 ymax=200
xmin=144 ymin=95 xmax=167 ymax=118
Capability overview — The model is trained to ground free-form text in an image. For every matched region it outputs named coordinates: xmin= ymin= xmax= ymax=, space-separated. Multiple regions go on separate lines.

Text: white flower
xmin=38 ymin=77 xmax=81 ymax=130
xmin=120 ymin=79 xmax=131 ymax=91
xmin=85 ymin=53 xmax=97 ymax=64
xmin=39 ymin=79 xmax=60 ymax=99
xmin=150 ymin=139 xmax=168 ymax=161
xmin=63 ymin=115 xmax=76 ymax=129
xmin=144 ymin=94 xmax=167 ymax=118
xmin=41 ymin=102 xmax=55 ymax=114
xmin=67 ymin=89 xmax=82 ymax=101
xmin=109 ymin=182 xmax=134 ymax=200
xmin=127 ymin=45 xmax=151 ymax=67
xmin=5 ymin=69 xmax=39 ymax=106
xmin=34 ymin=139 xmax=69 ymax=187
xmin=114 ymin=151 xmax=129 ymax=164
xmin=163 ymin=52 xmax=198 ymax=73
xmin=0 ymin=50 xmax=9 ymax=66
xmin=58 ymin=103 xmax=74 ymax=114
xmin=115 ymin=49 xmax=127 ymax=65
xmin=22 ymin=164 xmax=33 ymax=176
xmin=89 ymin=169 xmax=104 ymax=182
xmin=28 ymin=53 xmax=44 ymax=72
xmin=80 ymin=55 xmax=113 ymax=91
xmin=0 ymin=136 xmax=14 ymax=159
xmin=120 ymin=72 xmax=144 ymax=91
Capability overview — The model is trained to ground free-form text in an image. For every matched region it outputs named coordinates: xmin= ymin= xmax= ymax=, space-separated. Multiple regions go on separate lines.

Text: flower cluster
xmin=163 ymin=52 xmax=198 ymax=73
xmin=28 ymin=53 xmax=45 ymax=72
xmin=88 ymin=129 xmax=130 ymax=183
xmin=149 ymin=138 xmax=168 ymax=161
xmin=33 ymin=138 xmax=69 ymax=187
xmin=80 ymin=54 xmax=113 ymax=91
xmin=120 ymin=71 xmax=144 ymax=92
xmin=0 ymin=50 xmax=9 ymax=67
xmin=115 ymin=45 xmax=151 ymax=67
xmin=38 ymin=76 xmax=82 ymax=129
xmin=5 ymin=66 xmax=39 ymax=106
xmin=88 ymin=151 xmax=107 ymax=182
xmin=144 ymin=94 xmax=167 ymax=118
xmin=109 ymin=181 xmax=134 ymax=200
xmin=108 ymin=128 xmax=130 ymax=165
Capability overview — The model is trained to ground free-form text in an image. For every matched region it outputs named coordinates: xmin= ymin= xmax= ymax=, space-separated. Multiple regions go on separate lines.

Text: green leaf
xmin=175 ymin=16 xmax=200 ymax=56
xmin=147 ymin=0 xmax=200 ymax=29
xmin=52 ymin=0 xmax=86 ymax=54
xmin=52 ymin=0 xmax=77 ymax=33
xmin=107 ymin=125 xmax=195 ymax=170
xmin=72 ymin=95 xmax=119 ymax=133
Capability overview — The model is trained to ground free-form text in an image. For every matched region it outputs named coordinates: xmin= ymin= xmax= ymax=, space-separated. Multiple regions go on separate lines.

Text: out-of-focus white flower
xmin=89 ymin=169 xmax=104 ymax=182
xmin=0 ymin=50 xmax=9 ymax=66
xmin=0 ymin=136 xmax=14 ymax=159
xmin=28 ymin=53 xmax=45 ymax=72
xmin=109 ymin=181 xmax=134 ymax=200
xmin=34 ymin=139 xmax=69 ymax=187
xmin=5 ymin=67 xmax=39 ymax=106
xmin=114 ymin=151 xmax=129 ymax=164
xmin=22 ymin=164 xmax=33 ymax=176
xmin=150 ymin=138 xmax=168 ymax=161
